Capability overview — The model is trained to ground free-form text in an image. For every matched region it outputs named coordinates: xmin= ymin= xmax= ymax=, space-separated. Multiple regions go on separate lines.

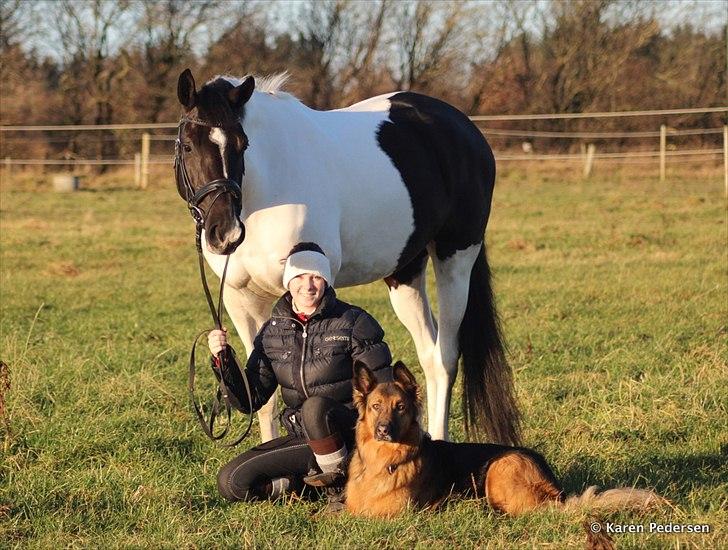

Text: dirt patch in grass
xmin=46 ymin=261 xmax=81 ymax=277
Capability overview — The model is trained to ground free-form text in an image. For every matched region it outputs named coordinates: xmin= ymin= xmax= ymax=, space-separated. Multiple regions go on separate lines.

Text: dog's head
xmin=352 ymin=360 xmax=422 ymax=442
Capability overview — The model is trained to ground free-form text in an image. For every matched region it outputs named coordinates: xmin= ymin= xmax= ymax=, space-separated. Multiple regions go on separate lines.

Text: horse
xmin=173 ymin=68 xmax=520 ymax=445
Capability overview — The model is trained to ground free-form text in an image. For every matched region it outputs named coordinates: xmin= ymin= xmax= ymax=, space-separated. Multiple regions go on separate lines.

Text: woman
xmin=209 ymin=242 xmax=392 ymax=509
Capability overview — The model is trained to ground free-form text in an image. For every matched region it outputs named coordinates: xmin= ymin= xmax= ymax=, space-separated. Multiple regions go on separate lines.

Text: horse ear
xmin=393 ymin=361 xmax=417 ymax=393
xmin=177 ymin=68 xmax=197 ymax=111
xmin=228 ymin=76 xmax=255 ymax=112
xmin=353 ymin=360 xmax=377 ymax=396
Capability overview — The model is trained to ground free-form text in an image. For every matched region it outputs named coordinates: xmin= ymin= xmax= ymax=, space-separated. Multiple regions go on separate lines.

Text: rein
xmin=176 ymin=115 xmax=254 ymax=447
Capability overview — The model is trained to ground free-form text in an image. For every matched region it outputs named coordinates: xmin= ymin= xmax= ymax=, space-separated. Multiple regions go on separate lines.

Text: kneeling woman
xmin=209 ymin=243 xmax=391 ymax=508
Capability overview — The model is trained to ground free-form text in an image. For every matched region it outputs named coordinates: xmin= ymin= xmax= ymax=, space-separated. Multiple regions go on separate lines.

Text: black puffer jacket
xmin=219 ymin=286 xmax=391 ymax=417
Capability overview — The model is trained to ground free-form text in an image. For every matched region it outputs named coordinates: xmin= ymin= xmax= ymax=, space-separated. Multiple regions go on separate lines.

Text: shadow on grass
xmin=559 ymin=450 xmax=727 ymax=502
xmin=142 ymin=434 xmax=204 ymax=462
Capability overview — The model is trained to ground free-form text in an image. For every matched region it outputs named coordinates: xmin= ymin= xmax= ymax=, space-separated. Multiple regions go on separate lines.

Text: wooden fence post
xmin=134 ymin=152 xmax=141 ymax=188
xmin=140 ymin=133 xmax=150 ymax=189
xmin=4 ymin=157 xmax=11 ymax=176
xmin=659 ymin=124 xmax=666 ymax=182
xmin=723 ymin=125 xmax=727 ymax=199
xmin=583 ymin=143 xmax=596 ymax=177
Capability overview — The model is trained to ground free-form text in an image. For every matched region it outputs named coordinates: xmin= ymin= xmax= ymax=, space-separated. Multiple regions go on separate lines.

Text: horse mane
xmin=210 ymin=72 xmax=296 ymax=100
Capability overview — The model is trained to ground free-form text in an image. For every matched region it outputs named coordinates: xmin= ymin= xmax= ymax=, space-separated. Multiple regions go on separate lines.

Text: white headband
xmin=282 ymin=250 xmax=331 ymax=289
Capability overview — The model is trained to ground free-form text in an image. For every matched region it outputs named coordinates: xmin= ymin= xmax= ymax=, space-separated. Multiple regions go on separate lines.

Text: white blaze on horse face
xmin=209 ymin=127 xmax=229 ymax=178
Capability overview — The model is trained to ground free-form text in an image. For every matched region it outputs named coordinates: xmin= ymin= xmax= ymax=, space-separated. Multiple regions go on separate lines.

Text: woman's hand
xmin=208 ymin=328 xmax=228 ymax=357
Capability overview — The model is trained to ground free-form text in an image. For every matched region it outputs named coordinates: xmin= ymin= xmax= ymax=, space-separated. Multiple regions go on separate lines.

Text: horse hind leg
xmin=384 ymin=251 xmax=438 ymax=428
xmin=439 ymin=241 xmax=520 ymax=445
xmin=427 ymin=242 xmax=483 ymax=441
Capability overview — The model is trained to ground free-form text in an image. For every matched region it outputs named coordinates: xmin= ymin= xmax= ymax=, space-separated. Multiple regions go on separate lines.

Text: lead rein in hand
xmin=187 ymin=226 xmax=254 ymax=447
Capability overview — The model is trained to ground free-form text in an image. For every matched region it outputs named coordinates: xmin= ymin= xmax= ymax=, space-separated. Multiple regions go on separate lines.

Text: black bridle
xmin=175 ymin=115 xmax=253 ymax=447
xmin=174 ymin=115 xmax=244 ymax=234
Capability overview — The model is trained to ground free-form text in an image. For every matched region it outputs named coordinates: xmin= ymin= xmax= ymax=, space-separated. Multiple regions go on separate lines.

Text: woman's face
xmin=289 ymin=273 xmax=326 ymax=313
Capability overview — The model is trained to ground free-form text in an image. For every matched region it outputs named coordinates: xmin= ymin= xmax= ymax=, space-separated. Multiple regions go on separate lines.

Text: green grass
xmin=1 ymin=171 xmax=726 ymax=548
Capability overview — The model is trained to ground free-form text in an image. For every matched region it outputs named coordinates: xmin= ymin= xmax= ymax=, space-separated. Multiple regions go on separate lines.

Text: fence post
xmin=583 ymin=143 xmax=596 ymax=178
xmin=140 ymin=133 xmax=150 ymax=189
xmin=659 ymin=124 xmax=666 ymax=182
xmin=134 ymin=152 xmax=142 ymax=188
xmin=724 ymin=125 xmax=727 ymax=199
xmin=4 ymin=157 xmax=11 ymax=176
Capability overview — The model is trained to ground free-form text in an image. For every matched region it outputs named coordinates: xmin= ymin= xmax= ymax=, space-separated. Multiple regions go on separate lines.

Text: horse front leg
xmin=222 ymin=285 xmax=278 ymax=442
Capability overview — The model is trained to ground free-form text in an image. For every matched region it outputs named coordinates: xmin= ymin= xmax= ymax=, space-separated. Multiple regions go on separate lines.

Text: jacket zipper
xmin=299 ymin=327 xmax=309 ymax=398
xmin=272 ymin=314 xmax=312 ymax=400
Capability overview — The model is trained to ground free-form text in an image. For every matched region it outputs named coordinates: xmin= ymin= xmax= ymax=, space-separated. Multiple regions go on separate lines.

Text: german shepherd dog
xmin=346 ymin=361 xmax=663 ymax=518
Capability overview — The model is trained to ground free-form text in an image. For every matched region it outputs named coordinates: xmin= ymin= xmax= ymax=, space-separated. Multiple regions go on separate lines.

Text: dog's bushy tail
xmin=562 ymin=485 xmax=666 ymax=511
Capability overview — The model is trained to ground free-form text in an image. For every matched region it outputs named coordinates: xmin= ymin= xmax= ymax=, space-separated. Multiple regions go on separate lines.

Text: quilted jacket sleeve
xmin=218 ymin=323 xmax=278 ymax=413
xmin=350 ymin=310 xmax=392 ymax=380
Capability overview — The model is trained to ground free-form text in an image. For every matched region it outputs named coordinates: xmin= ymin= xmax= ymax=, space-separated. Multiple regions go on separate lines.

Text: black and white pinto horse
xmin=174 ymin=69 xmax=520 ymax=445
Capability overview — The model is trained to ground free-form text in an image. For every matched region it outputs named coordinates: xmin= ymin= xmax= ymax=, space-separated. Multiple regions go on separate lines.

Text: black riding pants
xmin=217 ymin=395 xmax=357 ymax=502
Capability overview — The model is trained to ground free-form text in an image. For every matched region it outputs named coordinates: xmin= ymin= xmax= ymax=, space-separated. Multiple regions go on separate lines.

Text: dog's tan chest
xmin=346 ymin=453 xmax=423 ymax=517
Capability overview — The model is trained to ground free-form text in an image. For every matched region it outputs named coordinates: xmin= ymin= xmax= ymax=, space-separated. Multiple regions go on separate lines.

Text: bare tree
xmin=465 ymin=0 xmax=518 ymax=114
xmin=389 ymin=0 xmax=473 ymax=96
xmin=203 ymin=3 xmax=287 ymax=81
xmin=539 ymin=0 xmax=658 ymax=114
xmin=135 ymin=0 xmax=232 ymax=122
xmin=43 ymin=0 xmax=135 ymax=167
xmin=0 ymin=0 xmax=57 ymax=159
xmin=1 ymin=0 xmax=37 ymax=52
xmin=3 ymin=0 xmax=724 ymax=159
xmin=53 ymin=0 xmax=134 ymax=122
xmin=288 ymin=0 xmax=347 ymax=108
xmin=334 ymin=0 xmax=392 ymax=103
xmin=279 ymin=0 xmax=393 ymax=108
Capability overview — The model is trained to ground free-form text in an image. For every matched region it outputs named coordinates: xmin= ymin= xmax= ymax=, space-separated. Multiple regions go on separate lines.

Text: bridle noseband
xmin=174 ymin=115 xmax=245 ymax=232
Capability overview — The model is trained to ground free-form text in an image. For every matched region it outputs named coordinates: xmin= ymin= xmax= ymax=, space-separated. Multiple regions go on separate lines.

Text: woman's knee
xmin=217 ymin=461 xmax=242 ymax=501
xmin=217 ymin=460 xmax=260 ymax=502
xmin=301 ymin=395 xmax=332 ymax=420
xmin=300 ymin=395 xmax=337 ymax=439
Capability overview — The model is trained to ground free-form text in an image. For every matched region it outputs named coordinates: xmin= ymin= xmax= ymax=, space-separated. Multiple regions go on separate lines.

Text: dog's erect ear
xmin=178 ymin=68 xmax=197 ymax=111
xmin=393 ymin=361 xmax=423 ymax=407
xmin=353 ymin=360 xmax=377 ymax=396
xmin=352 ymin=361 xmax=378 ymax=417
xmin=393 ymin=361 xmax=417 ymax=393
xmin=228 ymin=75 xmax=255 ymax=113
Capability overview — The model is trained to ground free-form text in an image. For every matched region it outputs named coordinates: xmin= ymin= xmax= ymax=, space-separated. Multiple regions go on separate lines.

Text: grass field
xmin=1 ymin=168 xmax=726 ymax=548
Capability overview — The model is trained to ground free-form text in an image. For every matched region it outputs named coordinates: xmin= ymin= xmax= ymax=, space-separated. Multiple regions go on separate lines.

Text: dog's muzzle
xmin=375 ymin=423 xmax=394 ymax=441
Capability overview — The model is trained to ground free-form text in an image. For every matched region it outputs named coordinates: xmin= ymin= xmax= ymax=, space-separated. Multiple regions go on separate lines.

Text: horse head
xmin=175 ymin=69 xmax=254 ymax=255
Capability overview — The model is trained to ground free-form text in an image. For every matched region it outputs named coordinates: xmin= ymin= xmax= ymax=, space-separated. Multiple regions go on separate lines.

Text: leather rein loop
xmin=176 ymin=115 xmax=254 ymax=447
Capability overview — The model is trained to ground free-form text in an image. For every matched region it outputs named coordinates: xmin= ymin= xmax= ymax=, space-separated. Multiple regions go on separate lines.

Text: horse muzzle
xmin=205 ymin=220 xmax=245 ymax=255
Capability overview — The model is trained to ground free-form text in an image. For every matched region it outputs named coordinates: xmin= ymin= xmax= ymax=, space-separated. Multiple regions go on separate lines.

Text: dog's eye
xmin=395 ymin=402 xmax=405 ymax=411
xmin=371 ymin=403 xmax=381 ymax=411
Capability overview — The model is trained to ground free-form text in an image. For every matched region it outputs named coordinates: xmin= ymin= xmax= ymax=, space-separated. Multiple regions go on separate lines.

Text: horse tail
xmin=459 ymin=243 xmax=521 ymax=445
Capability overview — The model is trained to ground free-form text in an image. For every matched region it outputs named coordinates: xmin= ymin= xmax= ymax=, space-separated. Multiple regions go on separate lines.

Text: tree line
xmin=1 ymin=0 xmax=725 ymax=162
